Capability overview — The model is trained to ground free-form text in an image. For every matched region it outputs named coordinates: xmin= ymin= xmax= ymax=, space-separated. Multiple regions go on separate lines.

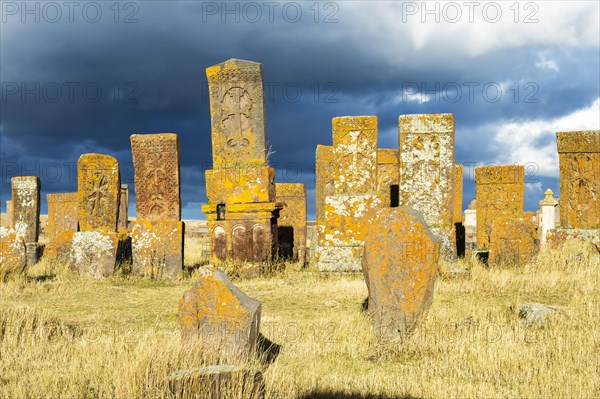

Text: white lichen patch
xmin=13 ymin=178 xmax=38 ymax=208
xmin=12 ymin=221 xmax=28 ymax=239
xmin=71 ymin=232 xmax=115 ymax=264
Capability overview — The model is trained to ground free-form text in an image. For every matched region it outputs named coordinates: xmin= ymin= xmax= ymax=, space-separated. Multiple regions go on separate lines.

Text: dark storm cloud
xmin=1 ymin=1 xmax=598 ymax=218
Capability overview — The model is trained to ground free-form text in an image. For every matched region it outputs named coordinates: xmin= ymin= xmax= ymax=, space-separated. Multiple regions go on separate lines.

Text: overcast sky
xmin=1 ymin=1 xmax=599 ymax=220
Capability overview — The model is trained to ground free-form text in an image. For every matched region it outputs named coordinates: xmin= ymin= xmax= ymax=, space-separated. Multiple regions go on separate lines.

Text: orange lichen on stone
xmin=44 ymin=230 xmax=75 ymax=262
xmin=178 ymin=268 xmax=261 ymax=355
xmin=376 ymin=149 xmax=400 ymax=207
xmin=332 ymin=116 xmax=378 ymax=195
xmin=131 ymin=133 xmax=181 ymax=220
xmin=475 ymin=165 xmax=524 ymax=249
xmin=11 ymin=176 xmax=41 ymax=243
xmin=316 ymin=195 xmax=383 ymax=271
xmin=47 ymin=193 xmax=78 ymax=242
xmin=315 ymin=145 xmax=335 ymax=225
xmin=206 ymin=59 xmax=267 ymax=169
xmin=206 ymin=166 xmax=276 ymax=205
xmin=453 ymin=164 xmax=463 ymax=224
xmin=0 ymin=228 xmax=26 ymax=277
xmin=556 ymin=130 xmax=600 ymax=229
xmin=488 ymin=217 xmax=538 ymax=266
xmin=131 ymin=220 xmax=184 ymax=279
xmin=77 ymin=154 xmax=121 ymax=232
xmin=362 ymin=207 xmax=439 ymax=340
xmin=275 ymin=183 xmax=307 ymax=262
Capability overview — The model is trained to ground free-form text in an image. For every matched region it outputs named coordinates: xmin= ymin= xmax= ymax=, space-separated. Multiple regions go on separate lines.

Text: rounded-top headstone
xmin=363 ymin=206 xmax=440 ymax=341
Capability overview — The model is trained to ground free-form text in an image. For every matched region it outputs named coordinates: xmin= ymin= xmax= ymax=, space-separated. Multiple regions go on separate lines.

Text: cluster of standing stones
xmin=1 ymin=59 xmax=599 ymax=355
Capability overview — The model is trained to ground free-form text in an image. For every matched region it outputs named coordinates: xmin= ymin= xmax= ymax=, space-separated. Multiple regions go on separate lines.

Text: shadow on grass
xmin=256 ymin=333 xmax=280 ymax=364
xmin=298 ymin=391 xmax=421 ymax=399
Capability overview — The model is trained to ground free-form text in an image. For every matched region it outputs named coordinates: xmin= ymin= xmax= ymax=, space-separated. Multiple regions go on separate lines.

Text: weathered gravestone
xmin=0 ymin=227 xmax=26 ymax=279
xmin=362 ymin=207 xmax=439 ymax=340
xmin=475 ymin=165 xmax=524 ymax=249
xmin=539 ymin=189 xmax=558 ymax=245
xmin=315 ymin=144 xmax=336 ymax=226
xmin=78 ymin=154 xmax=121 ymax=232
xmin=178 ymin=268 xmax=261 ymax=355
xmin=488 ymin=217 xmax=538 ymax=266
xmin=202 ymin=59 xmax=283 ymax=269
xmin=130 ymin=133 xmax=184 ymax=278
xmin=556 ymin=130 xmax=599 ymax=229
xmin=47 ymin=193 xmax=78 ymax=242
xmin=275 ymin=183 xmax=307 ymax=263
xmin=11 ymin=176 xmax=41 ymax=265
xmin=316 ymin=116 xmax=381 ymax=271
xmin=398 ymin=114 xmax=456 ymax=259
xmin=71 ymin=154 xmax=128 ymax=277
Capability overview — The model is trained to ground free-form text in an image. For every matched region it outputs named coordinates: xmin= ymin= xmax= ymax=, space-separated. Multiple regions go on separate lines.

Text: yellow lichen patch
xmin=363 ymin=206 xmax=439 ymax=340
xmin=475 ymin=165 xmax=524 ymax=249
xmin=488 ymin=217 xmax=538 ymax=266
xmin=332 ymin=116 xmax=378 ymax=195
xmin=77 ymin=154 xmax=121 ymax=232
xmin=43 ymin=230 xmax=75 ymax=263
xmin=0 ymin=230 xmax=26 ymax=278
xmin=556 ymin=130 xmax=600 ymax=229
xmin=275 ymin=183 xmax=307 ymax=262
xmin=453 ymin=164 xmax=463 ymax=224
xmin=178 ymin=268 xmax=261 ymax=354
xmin=315 ymin=145 xmax=335 ymax=225
xmin=131 ymin=220 xmax=184 ymax=279
xmin=205 ymin=166 xmax=275 ymax=205
xmin=47 ymin=193 xmax=78 ymax=242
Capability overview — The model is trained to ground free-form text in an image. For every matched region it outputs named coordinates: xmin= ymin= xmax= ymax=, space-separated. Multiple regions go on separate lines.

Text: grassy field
xmin=0 ymin=238 xmax=599 ymax=398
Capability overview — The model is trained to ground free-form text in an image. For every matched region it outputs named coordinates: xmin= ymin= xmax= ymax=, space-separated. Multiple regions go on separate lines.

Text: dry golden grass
xmin=0 ymin=240 xmax=599 ymax=398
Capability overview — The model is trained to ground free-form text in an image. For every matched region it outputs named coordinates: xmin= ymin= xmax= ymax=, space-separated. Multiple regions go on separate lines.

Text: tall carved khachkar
xmin=201 ymin=59 xmax=283 ymax=270
xmin=547 ymin=130 xmax=599 ymax=246
xmin=10 ymin=176 xmax=40 ymax=265
xmin=131 ymin=133 xmax=184 ymax=279
xmin=398 ymin=114 xmax=456 ymax=259
xmin=475 ymin=165 xmax=524 ymax=249
xmin=275 ymin=183 xmax=307 ymax=263
xmin=316 ymin=116 xmax=383 ymax=271
xmin=71 ymin=154 xmax=129 ymax=278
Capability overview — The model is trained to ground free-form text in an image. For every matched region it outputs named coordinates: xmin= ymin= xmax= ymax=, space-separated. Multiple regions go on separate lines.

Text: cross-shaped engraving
xmin=88 ymin=173 xmax=107 ymax=216
xmin=221 ymin=87 xmax=252 ymax=148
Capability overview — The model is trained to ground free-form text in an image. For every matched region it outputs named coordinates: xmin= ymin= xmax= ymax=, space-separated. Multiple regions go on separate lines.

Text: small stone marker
xmin=475 ymin=165 xmax=524 ymax=249
xmin=167 ymin=365 xmax=265 ymax=399
xmin=362 ymin=207 xmax=439 ymax=340
xmin=275 ymin=183 xmax=307 ymax=263
xmin=118 ymin=184 xmax=129 ymax=230
xmin=69 ymin=231 xmax=124 ymax=278
xmin=315 ymin=144 xmax=336 ymax=225
xmin=47 ymin=193 xmax=78 ymax=242
xmin=488 ymin=217 xmax=537 ymax=266
xmin=178 ymin=268 xmax=261 ymax=355
xmin=0 ymin=227 xmax=26 ymax=278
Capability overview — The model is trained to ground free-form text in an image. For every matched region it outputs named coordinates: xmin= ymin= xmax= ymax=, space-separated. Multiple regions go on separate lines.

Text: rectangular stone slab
xmin=332 ymin=116 xmax=378 ymax=195
xmin=206 ymin=59 xmax=267 ymax=169
xmin=78 ymin=154 xmax=121 ymax=232
xmin=131 ymin=133 xmax=181 ymax=220
xmin=398 ymin=113 xmax=455 ymax=232
xmin=131 ymin=220 xmax=184 ymax=279
xmin=11 ymin=176 xmax=40 ymax=243
xmin=47 ymin=193 xmax=78 ymax=242
xmin=315 ymin=145 xmax=335 ymax=225
xmin=475 ymin=165 xmax=524 ymax=249
xmin=275 ymin=183 xmax=307 ymax=262
xmin=556 ymin=130 xmax=600 ymax=228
